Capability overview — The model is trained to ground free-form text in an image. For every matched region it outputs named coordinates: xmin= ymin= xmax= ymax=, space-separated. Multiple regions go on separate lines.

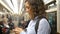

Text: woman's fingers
xmin=13 ymin=27 xmax=24 ymax=34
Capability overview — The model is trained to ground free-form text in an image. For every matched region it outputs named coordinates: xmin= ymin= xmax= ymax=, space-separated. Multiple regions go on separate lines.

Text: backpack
xmin=35 ymin=18 xmax=51 ymax=34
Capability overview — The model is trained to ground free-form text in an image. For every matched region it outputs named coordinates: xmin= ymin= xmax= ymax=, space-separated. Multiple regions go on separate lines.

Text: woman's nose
xmin=26 ymin=8 xmax=29 ymax=12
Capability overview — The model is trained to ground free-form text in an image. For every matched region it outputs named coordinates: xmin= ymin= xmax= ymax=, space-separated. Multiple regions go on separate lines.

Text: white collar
xmin=34 ymin=16 xmax=38 ymax=20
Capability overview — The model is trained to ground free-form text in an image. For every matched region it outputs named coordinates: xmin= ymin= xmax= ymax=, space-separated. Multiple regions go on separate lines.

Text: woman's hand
xmin=13 ymin=27 xmax=24 ymax=34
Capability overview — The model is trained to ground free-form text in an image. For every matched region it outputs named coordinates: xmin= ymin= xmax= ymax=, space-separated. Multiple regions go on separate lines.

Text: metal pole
xmin=57 ymin=0 xmax=60 ymax=33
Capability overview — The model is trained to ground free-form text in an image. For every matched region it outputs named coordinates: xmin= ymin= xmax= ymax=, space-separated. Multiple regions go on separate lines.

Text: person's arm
xmin=14 ymin=27 xmax=27 ymax=34
xmin=37 ymin=18 xmax=51 ymax=34
xmin=20 ymin=20 xmax=36 ymax=34
xmin=14 ymin=20 xmax=36 ymax=34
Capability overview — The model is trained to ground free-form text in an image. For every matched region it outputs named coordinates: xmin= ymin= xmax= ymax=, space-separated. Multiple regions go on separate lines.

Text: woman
xmin=2 ymin=16 xmax=10 ymax=34
xmin=14 ymin=0 xmax=51 ymax=34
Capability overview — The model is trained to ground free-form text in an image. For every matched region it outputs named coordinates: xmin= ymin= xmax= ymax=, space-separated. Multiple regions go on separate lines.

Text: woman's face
xmin=25 ymin=2 xmax=31 ymax=14
xmin=25 ymin=1 xmax=34 ymax=19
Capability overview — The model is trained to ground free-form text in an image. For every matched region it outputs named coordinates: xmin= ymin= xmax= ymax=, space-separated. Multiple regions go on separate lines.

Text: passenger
xmin=14 ymin=0 xmax=51 ymax=34
xmin=2 ymin=17 xmax=10 ymax=34
xmin=20 ymin=20 xmax=26 ymax=29
xmin=0 ymin=21 xmax=3 ymax=34
xmin=8 ymin=18 xmax=14 ymax=30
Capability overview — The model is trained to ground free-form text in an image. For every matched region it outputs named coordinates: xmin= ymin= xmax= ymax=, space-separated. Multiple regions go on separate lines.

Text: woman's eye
xmin=26 ymin=6 xmax=30 ymax=9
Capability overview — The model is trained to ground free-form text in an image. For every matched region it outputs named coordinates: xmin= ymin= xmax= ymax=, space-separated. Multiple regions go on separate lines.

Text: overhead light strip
xmin=0 ymin=0 xmax=13 ymax=13
xmin=46 ymin=7 xmax=57 ymax=12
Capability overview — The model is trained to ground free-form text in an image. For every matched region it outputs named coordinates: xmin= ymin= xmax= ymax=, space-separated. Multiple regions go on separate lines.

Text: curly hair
xmin=25 ymin=0 xmax=46 ymax=19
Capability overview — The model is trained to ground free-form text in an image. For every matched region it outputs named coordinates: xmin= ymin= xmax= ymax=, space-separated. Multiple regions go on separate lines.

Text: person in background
xmin=14 ymin=0 xmax=51 ymax=34
xmin=8 ymin=18 xmax=14 ymax=30
xmin=0 ymin=21 xmax=3 ymax=34
xmin=2 ymin=16 xmax=10 ymax=34
xmin=20 ymin=20 xmax=26 ymax=29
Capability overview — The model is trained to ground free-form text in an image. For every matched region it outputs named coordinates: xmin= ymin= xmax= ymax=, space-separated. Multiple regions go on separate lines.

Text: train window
xmin=47 ymin=11 xmax=57 ymax=34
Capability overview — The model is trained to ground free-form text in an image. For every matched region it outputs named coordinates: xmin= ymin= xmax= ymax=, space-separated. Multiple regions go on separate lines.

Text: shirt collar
xmin=34 ymin=16 xmax=38 ymax=20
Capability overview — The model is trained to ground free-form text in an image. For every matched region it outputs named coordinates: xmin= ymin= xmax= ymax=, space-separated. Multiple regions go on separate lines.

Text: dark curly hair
xmin=25 ymin=0 xmax=46 ymax=19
